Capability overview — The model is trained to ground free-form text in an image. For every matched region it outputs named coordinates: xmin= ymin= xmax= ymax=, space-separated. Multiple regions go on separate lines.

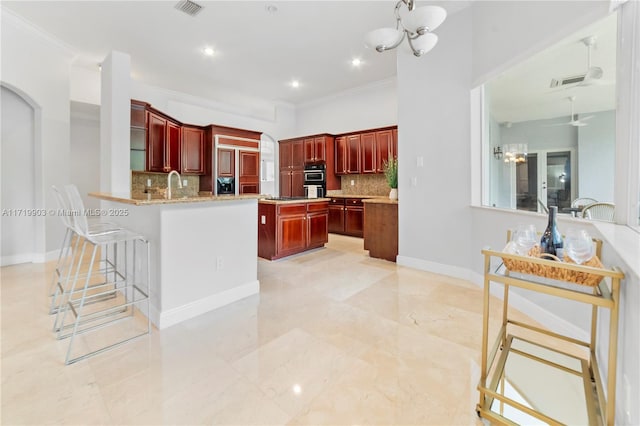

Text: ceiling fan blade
xmin=580 ymin=115 xmax=595 ymax=121
xmin=543 ymin=122 xmax=570 ymax=127
xmin=571 ymin=121 xmax=589 ymax=127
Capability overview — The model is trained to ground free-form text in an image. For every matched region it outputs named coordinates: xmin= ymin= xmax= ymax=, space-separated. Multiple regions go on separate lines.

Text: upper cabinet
xmin=147 ymin=112 xmax=181 ymax=173
xmin=375 ymin=129 xmax=396 ymax=173
xmin=147 ymin=111 xmax=167 ymax=172
xmin=181 ymin=126 xmax=205 ymax=174
xmin=334 ymin=126 xmax=397 ymax=175
xmin=304 ymin=137 xmax=326 ymax=163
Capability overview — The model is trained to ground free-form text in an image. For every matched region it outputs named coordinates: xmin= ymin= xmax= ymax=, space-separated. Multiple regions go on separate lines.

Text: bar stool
xmin=54 ymin=184 xmax=151 ymax=365
xmin=48 ymin=186 xmax=121 ymax=315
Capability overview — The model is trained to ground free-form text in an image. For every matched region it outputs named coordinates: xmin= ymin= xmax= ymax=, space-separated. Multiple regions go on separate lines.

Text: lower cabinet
xmin=328 ymin=198 xmax=345 ymax=233
xmin=328 ymin=197 xmax=364 ymax=238
xmin=345 ymin=198 xmax=364 ymax=237
xmin=258 ymin=201 xmax=329 ymax=260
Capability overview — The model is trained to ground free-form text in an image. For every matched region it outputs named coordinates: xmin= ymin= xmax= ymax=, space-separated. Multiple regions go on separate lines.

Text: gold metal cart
xmin=477 ymin=240 xmax=624 ymax=425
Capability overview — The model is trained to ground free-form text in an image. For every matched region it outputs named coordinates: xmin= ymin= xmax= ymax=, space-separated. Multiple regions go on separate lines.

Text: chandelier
xmin=503 ymin=144 xmax=528 ymax=163
xmin=364 ymin=0 xmax=447 ymax=57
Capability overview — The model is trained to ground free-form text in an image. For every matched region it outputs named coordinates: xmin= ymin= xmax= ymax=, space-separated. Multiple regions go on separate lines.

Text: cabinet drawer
xmin=307 ymin=201 xmax=329 ymax=212
xmin=346 ymin=198 xmax=364 ymax=206
xmin=330 ymin=198 xmax=345 ymax=205
xmin=277 ymin=204 xmax=307 ymax=216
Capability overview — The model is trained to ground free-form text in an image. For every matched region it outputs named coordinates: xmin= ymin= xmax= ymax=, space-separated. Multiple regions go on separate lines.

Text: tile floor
xmin=2 ymin=234 xmax=538 ymax=425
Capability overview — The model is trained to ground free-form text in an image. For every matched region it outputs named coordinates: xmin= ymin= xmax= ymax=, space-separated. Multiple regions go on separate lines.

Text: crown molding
xmin=1 ymin=6 xmax=77 ymax=58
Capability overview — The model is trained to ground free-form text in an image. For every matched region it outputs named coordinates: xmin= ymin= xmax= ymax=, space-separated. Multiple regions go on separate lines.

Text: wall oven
xmin=304 ymin=163 xmax=326 ymax=198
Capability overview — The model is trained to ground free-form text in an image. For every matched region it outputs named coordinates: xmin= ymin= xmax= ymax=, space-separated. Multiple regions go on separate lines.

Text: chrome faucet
xmin=167 ymin=170 xmax=183 ymax=199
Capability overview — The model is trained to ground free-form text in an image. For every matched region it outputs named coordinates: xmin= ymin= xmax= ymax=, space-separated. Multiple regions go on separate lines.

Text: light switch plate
xmin=261 ymin=215 xmax=266 ymax=225
xmin=417 ymin=156 xmax=424 ymax=167
xmin=182 ymin=179 xmax=188 ymax=186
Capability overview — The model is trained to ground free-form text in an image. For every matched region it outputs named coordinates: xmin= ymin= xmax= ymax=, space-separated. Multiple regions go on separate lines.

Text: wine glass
xmin=511 ymin=224 xmax=537 ymax=256
xmin=564 ymin=228 xmax=595 ymax=264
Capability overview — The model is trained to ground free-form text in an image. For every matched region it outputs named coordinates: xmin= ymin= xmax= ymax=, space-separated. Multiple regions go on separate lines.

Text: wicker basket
xmin=502 ymin=245 xmax=605 ymax=287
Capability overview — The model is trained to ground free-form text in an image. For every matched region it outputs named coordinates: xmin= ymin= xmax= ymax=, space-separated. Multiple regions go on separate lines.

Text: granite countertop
xmin=325 ymin=194 xmax=388 ymax=199
xmin=362 ymin=198 xmax=398 ymax=205
xmin=89 ymin=192 xmax=262 ymax=206
xmin=258 ymin=197 xmax=330 ymax=205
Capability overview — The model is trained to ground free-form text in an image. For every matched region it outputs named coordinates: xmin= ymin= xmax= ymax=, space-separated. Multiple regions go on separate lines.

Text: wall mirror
xmin=483 ymin=13 xmax=617 ymax=215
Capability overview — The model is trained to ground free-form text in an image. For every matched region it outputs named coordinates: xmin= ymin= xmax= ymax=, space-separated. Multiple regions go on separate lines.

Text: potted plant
xmin=383 ymin=155 xmax=398 ymax=200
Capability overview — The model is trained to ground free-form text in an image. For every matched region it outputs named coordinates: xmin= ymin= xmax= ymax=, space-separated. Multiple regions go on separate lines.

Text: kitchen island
xmin=90 ymin=192 xmax=261 ymax=329
xmin=258 ymin=198 xmax=329 ymax=260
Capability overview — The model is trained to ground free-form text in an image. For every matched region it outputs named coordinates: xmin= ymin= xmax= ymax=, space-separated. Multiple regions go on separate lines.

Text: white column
xmin=100 ymin=51 xmax=131 ymax=195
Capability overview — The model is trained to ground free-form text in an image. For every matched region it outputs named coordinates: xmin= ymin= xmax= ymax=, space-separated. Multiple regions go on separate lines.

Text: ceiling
xmin=487 ymin=12 xmax=617 ymax=123
xmin=2 ymin=0 xmax=470 ymax=106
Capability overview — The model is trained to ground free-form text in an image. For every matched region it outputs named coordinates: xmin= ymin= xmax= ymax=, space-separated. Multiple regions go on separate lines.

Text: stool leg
xmin=65 ymin=243 xmax=99 ymax=365
xmin=48 ymin=228 xmax=72 ymax=314
xmin=55 ymin=238 xmax=88 ymax=335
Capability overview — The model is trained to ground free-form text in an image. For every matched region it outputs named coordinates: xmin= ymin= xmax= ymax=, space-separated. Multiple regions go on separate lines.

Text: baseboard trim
xmin=2 ymin=249 xmax=60 ymax=266
xmin=396 ymin=255 xmax=589 ymax=342
xmin=156 ymin=280 xmax=260 ymax=330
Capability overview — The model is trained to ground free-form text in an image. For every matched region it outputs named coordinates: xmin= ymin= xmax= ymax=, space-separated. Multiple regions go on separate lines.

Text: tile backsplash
xmin=131 ymin=171 xmax=199 ymax=198
xmin=335 ymin=174 xmax=390 ymax=196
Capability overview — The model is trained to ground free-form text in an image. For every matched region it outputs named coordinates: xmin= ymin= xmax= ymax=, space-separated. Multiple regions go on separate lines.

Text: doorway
xmin=513 ymin=149 xmax=575 ymax=213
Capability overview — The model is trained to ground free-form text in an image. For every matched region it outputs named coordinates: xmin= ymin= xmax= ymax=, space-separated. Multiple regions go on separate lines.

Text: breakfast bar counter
xmin=91 ymin=192 xmax=260 ymax=329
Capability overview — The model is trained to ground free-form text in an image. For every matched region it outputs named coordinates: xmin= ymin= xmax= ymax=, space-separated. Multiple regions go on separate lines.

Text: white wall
xmin=578 ymin=110 xmax=616 ymax=202
xmin=131 ymin=82 xmax=296 ymax=143
xmin=396 ymin=7 xmax=474 ymax=271
xmin=1 ymin=86 xmax=35 ymax=265
xmin=70 ymin=102 xmax=101 ymax=210
xmin=1 ymin=9 xmax=75 ymax=259
xmin=295 ymin=78 xmax=397 ymax=136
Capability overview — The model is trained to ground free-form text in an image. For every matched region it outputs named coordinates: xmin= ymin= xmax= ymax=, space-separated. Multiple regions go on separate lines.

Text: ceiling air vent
xmin=549 ymin=74 xmax=586 ymax=88
xmin=175 ymin=0 xmax=203 ymax=17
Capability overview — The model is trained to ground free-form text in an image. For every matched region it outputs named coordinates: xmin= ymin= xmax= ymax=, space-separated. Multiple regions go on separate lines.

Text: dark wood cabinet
xmin=166 ymin=121 xmax=181 ymax=172
xmin=333 ymin=126 xmax=397 ymax=175
xmin=361 ymin=132 xmax=376 ymax=174
xmin=146 ymin=111 xmax=181 ymax=173
xmin=364 ymin=201 xmax=398 ymax=262
xmin=347 ymin=135 xmax=361 ymax=174
xmin=181 ymin=126 xmax=204 ymax=174
xmin=258 ymin=201 xmax=329 ymax=260
xmin=147 ymin=112 xmax=166 ymax=172
xmin=279 ymin=139 xmax=305 ymax=197
xmin=130 ymin=101 xmax=147 ymax=129
xmin=304 ymin=137 xmax=326 ymax=163
xmin=217 ymin=148 xmax=235 ymax=177
xmin=335 ymin=136 xmax=347 ymax=175
xmin=345 ymin=198 xmax=364 ymax=237
xmin=239 ymin=150 xmax=259 ymax=194
xmin=328 ymin=198 xmax=345 ymax=233
xmin=375 ymin=129 xmax=395 ymax=173
xmin=328 ymin=197 xmax=365 ymax=237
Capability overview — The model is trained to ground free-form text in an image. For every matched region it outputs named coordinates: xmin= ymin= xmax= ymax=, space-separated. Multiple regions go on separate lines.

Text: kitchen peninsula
xmin=91 ymin=192 xmax=261 ymax=329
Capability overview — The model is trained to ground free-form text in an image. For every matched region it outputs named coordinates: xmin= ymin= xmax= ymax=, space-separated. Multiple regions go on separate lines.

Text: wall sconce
xmin=493 ymin=146 xmax=503 ymax=160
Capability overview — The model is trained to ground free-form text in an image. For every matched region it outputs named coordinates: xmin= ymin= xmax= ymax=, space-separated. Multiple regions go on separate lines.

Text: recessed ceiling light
xmin=265 ymin=4 xmax=278 ymax=14
xmin=351 ymin=58 xmax=362 ymax=67
xmin=291 ymin=80 xmax=300 ymax=88
xmin=203 ymin=47 xmax=215 ymax=56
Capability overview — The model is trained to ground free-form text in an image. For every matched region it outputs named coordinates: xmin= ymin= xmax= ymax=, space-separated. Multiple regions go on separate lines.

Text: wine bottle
xmin=540 ymin=206 xmax=564 ymax=260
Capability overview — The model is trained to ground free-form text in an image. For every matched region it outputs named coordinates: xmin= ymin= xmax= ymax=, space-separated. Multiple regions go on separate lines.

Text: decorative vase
xmin=389 ymin=188 xmax=398 ymax=200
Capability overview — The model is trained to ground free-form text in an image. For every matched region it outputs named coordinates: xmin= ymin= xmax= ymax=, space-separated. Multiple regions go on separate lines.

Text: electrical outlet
xmin=417 ymin=156 xmax=424 ymax=167
xmin=261 ymin=215 xmax=266 ymax=225
xmin=216 ymin=257 xmax=224 ymax=270
xmin=182 ymin=179 xmax=188 ymax=187
xmin=411 ymin=176 xmax=418 ymax=187
xmin=350 ymin=180 xmax=355 ymax=186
